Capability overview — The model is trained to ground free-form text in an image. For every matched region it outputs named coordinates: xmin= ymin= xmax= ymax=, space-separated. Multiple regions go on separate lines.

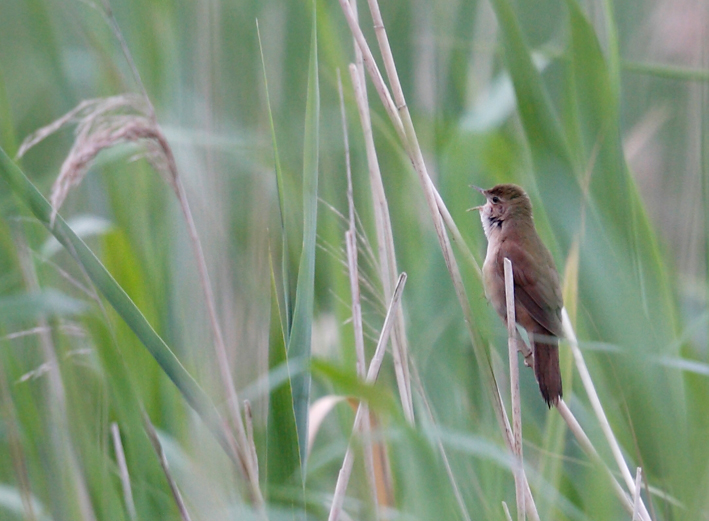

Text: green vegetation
xmin=0 ymin=0 xmax=706 ymax=519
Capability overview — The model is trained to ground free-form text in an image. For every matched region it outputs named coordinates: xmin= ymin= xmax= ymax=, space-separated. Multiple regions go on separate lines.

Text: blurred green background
xmin=0 ymin=0 xmax=707 ymax=519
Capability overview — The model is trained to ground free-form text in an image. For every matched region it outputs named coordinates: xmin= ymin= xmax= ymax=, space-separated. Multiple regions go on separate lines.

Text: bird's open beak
xmin=468 ymin=185 xmax=486 ymax=212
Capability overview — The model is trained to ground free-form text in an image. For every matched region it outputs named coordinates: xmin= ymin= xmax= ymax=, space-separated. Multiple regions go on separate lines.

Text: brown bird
xmin=471 ymin=184 xmax=563 ymax=407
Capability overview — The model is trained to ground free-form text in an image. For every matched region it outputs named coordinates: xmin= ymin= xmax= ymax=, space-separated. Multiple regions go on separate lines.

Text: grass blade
xmin=257 ymin=19 xmax=291 ymax=337
xmin=266 ymin=254 xmax=302 ymax=496
xmin=287 ymin=3 xmax=319 ymax=472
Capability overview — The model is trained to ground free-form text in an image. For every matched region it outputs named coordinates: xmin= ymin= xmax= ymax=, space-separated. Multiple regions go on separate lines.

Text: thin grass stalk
xmin=0 ymin=340 xmax=37 ymax=521
xmin=110 ymin=423 xmax=137 ymax=521
xmin=348 ymin=0 xmax=367 ymax=103
xmin=243 ymin=400 xmax=259 ymax=480
xmin=339 ymin=0 xmax=501 ymax=423
xmin=364 ymin=0 xmax=407 ymax=115
xmin=555 ymin=400 xmax=647 ymax=519
xmin=336 ymin=3 xmax=540 ymax=516
xmin=502 ymin=502 xmax=513 ymax=521
xmin=337 ymin=0 xmax=405 ymax=142
xmin=328 ymin=273 xmax=407 ymax=521
xmin=14 ymin=229 xmax=97 ymax=521
xmin=339 ymin=69 xmax=380 ymax=512
xmin=339 ymin=70 xmax=365 ymax=381
xmin=345 ymin=231 xmax=379 ymax=512
xmin=632 ymin=467 xmax=643 ymax=521
xmin=143 ymin=415 xmax=193 ymax=521
xmin=435 ymin=190 xmax=482 ymax=277
xmin=99 ymin=0 xmax=154 ymax=120
xmin=561 ymin=310 xmax=651 ymax=520
xmin=172 ymin=172 xmax=264 ymax=511
xmin=503 ymin=259 xmax=529 ymax=521
xmin=348 ymin=63 xmax=414 ymax=424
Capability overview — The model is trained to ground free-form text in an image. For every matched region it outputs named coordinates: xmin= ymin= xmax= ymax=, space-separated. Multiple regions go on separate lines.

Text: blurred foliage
xmin=0 ymin=0 xmax=708 ymax=520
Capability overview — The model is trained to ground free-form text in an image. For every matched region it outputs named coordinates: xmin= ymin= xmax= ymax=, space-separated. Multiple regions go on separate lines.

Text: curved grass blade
xmin=0 ymin=146 xmax=236 ymax=465
xmin=287 ymin=3 xmax=319 ymax=472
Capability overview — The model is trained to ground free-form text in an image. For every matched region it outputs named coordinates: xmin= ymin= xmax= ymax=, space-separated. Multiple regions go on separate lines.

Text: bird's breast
xmin=482 ymin=237 xmax=506 ymax=318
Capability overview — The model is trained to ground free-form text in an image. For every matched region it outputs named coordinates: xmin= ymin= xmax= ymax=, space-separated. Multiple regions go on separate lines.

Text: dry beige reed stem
xmin=341 ymin=0 xmax=481 ymax=282
xmin=632 ymin=467 xmax=643 ymax=521
xmin=143 ymin=414 xmax=193 ymax=521
xmin=348 ymin=63 xmax=414 ymax=425
xmin=339 ymin=71 xmax=366 ymax=383
xmin=337 ymin=0 xmax=404 ymax=140
xmin=345 ymin=230 xmax=379 ymax=511
xmin=110 ymin=423 xmax=137 ymax=521
xmin=502 ymin=501 xmax=514 ymax=521
xmin=503 ymin=258 xmax=530 ymax=521
xmin=328 ymin=273 xmax=407 ymax=521
xmin=561 ymin=310 xmax=651 ymax=520
xmin=339 ymin=67 xmax=379 ymax=511
xmin=555 ymin=400 xmax=650 ymax=520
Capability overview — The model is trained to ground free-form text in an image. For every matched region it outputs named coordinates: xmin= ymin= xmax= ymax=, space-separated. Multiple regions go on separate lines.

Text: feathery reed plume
xmin=17 ymin=94 xmax=177 ymax=226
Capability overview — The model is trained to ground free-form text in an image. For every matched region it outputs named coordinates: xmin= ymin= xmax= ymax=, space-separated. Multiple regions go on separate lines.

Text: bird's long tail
xmin=533 ymin=336 xmax=562 ymax=407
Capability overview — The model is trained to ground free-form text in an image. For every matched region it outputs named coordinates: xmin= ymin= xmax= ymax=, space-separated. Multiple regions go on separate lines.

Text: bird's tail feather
xmin=533 ymin=338 xmax=562 ymax=407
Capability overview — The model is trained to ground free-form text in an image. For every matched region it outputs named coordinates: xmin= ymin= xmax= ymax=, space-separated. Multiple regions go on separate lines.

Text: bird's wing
xmin=497 ymin=239 xmax=563 ymax=337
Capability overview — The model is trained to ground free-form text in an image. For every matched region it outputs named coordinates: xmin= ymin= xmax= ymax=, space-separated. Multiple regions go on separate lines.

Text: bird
xmin=470 ymin=184 xmax=563 ymax=407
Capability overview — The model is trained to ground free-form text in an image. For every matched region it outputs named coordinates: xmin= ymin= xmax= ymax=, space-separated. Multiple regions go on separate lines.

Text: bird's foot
xmin=518 ymin=343 xmax=534 ymax=367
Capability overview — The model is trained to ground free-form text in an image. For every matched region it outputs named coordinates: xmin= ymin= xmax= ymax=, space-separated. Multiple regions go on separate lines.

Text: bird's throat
xmin=480 ymin=214 xmax=503 ymax=239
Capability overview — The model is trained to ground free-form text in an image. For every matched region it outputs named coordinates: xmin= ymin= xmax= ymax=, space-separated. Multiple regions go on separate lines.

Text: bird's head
xmin=468 ymin=184 xmax=533 ymax=237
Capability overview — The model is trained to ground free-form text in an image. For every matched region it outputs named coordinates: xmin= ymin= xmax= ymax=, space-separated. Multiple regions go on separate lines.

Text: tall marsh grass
xmin=0 ymin=0 xmax=707 ymax=520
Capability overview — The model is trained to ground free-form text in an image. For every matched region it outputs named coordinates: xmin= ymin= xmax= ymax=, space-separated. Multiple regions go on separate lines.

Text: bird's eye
xmin=491 ymin=196 xmax=500 ymax=204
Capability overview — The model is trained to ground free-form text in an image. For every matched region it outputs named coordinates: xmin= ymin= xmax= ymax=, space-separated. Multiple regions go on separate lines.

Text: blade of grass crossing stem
xmin=257 ymin=19 xmax=291 ymax=336
xmin=287 ymin=4 xmax=319 ymax=471
xmin=0 ymin=146 xmax=234 ymax=465
xmin=267 ymin=254 xmax=302 ymax=498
